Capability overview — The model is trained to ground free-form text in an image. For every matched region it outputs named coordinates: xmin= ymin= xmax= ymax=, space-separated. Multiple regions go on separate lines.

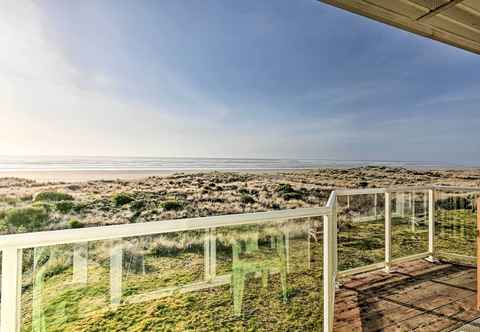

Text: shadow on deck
xmin=334 ymin=260 xmax=480 ymax=331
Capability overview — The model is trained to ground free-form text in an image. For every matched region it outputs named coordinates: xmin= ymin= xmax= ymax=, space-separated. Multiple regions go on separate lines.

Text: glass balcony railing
xmin=435 ymin=188 xmax=478 ymax=262
xmin=337 ymin=191 xmax=385 ymax=271
xmin=336 ymin=186 xmax=480 ymax=279
xmin=0 ymin=208 xmax=329 ymax=332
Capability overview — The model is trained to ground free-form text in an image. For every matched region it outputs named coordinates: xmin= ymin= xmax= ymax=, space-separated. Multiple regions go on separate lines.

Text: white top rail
xmin=335 ymin=185 xmax=480 ymax=197
xmin=0 ymin=207 xmax=329 ymax=249
xmin=433 ymin=185 xmax=480 ymax=192
xmin=335 ymin=188 xmax=386 ymax=196
xmin=336 ymin=186 xmax=433 ymax=196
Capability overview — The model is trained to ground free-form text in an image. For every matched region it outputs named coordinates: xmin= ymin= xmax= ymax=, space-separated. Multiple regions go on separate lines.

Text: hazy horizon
xmin=1 ymin=1 xmax=479 ymax=163
xmin=1 ymin=154 xmax=479 ymax=164
xmin=0 ymin=155 xmax=478 ymax=169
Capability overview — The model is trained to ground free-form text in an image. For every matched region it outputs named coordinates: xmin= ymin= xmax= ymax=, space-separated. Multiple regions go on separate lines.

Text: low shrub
xmin=69 ymin=218 xmax=84 ymax=229
xmin=72 ymin=202 xmax=88 ymax=213
xmin=130 ymin=200 xmax=146 ymax=211
xmin=34 ymin=191 xmax=74 ymax=202
xmin=277 ymin=183 xmax=295 ymax=194
xmin=277 ymin=183 xmax=305 ymax=201
xmin=238 ymin=188 xmax=250 ymax=195
xmin=271 ymin=203 xmax=281 ymax=210
xmin=282 ymin=192 xmax=304 ymax=201
xmin=240 ymin=195 xmax=256 ymax=204
xmin=32 ymin=202 xmax=54 ymax=213
xmin=357 ymin=181 xmax=369 ymax=188
xmin=55 ymin=201 xmax=75 ymax=214
xmin=161 ymin=200 xmax=184 ymax=211
xmin=5 ymin=207 xmax=50 ymax=231
xmin=112 ymin=193 xmax=134 ymax=207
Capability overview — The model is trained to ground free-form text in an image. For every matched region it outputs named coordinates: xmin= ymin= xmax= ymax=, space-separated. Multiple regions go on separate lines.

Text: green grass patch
xmin=55 ymin=201 xmax=75 ymax=214
xmin=34 ymin=192 xmax=74 ymax=202
xmin=68 ymin=218 xmax=84 ymax=229
xmin=5 ymin=207 xmax=50 ymax=231
xmin=112 ymin=193 xmax=134 ymax=207
xmin=160 ymin=200 xmax=184 ymax=211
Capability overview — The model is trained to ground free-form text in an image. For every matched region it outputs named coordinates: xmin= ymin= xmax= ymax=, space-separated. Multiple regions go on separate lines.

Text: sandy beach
xmin=0 ymin=168 xmax=321 ymax=183
xmin=0 ymin=170 xmax=178 ymax=183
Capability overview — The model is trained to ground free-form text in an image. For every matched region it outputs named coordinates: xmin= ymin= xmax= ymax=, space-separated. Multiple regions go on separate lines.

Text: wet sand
xmin=0 ymin=168 xmax=310 ymax=182
xmin=0 ymin=170 xmax=178 ymax=182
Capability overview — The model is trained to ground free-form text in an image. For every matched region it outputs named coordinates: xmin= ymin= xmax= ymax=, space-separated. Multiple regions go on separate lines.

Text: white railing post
xmin=1 ymin=247 xmax=23 ymax=332
xmin=428 ymin=189 xmax=435 ymax=260
xmin=385 ymin=192 xmax=392 ymax=272
xmin=323 ymin=196 xmax=337 ymax=332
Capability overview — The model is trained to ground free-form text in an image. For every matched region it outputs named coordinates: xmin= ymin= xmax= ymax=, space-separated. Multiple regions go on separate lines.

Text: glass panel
xmin=435 ymin=191 xmax=477 ymax=259
xmin=337 ymin=193 xmax=385 ymax=270
xmin=19 ymin=216 xmax=323 ymax=331
xmin=391 ymin=191 xmax=429 ymax=259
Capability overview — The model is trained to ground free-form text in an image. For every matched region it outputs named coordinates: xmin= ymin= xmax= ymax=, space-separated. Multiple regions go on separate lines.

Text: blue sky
xmin=1 ymin=0 xmax=479 ymax=163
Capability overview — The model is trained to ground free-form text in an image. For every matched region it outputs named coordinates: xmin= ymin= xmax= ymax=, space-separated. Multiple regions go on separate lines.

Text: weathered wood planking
xmin=334 ymin=259 xmax=480 ymax=331
xmin=318 ymin=0 xmax=480 ymax=55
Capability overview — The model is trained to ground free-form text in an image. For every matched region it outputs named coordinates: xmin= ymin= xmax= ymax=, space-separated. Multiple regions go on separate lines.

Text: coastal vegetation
xmin=5 ymin=207 xmax=50 ymax=232
xmin=112 ymin=193 xmax=134 ymax=207
xmin=68 ymin=218 xmax=84 ymax=229
xmin=160 ymin=200 xmax=184 ymax=211
xmin=0 ymin=166 xmax=479 ymax=234
xmin=34 ymin=191 xmax=74 ymax=202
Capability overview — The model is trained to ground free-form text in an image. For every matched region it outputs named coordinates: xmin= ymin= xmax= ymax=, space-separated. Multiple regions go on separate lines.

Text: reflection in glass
xmin=20 ymin=217 xmax=323 ymax=331
xmin=391 ymin=191 xmax=429 ymax=259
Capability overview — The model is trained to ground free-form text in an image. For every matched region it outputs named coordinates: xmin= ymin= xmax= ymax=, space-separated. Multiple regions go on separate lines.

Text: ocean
xmin=0 ymin=156 xmax=467 ymax=172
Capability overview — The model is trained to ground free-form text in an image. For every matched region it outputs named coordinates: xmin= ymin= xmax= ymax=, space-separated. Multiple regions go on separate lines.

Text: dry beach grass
xmin=1 ymin=166 xmax=480 ymax=232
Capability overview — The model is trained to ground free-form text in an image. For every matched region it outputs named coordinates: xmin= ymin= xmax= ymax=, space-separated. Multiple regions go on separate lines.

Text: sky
xmin=1 ymin=0 xmax=479 ymax=163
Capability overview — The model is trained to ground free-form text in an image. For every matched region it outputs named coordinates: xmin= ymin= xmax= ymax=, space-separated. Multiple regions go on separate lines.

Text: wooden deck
xmin=334 ymin=259 xmax=480 ymax=331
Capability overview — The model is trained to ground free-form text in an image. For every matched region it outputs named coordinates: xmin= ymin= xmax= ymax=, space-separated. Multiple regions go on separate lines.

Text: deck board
xmin=334 ymin=259 xmax=480 ymax=331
